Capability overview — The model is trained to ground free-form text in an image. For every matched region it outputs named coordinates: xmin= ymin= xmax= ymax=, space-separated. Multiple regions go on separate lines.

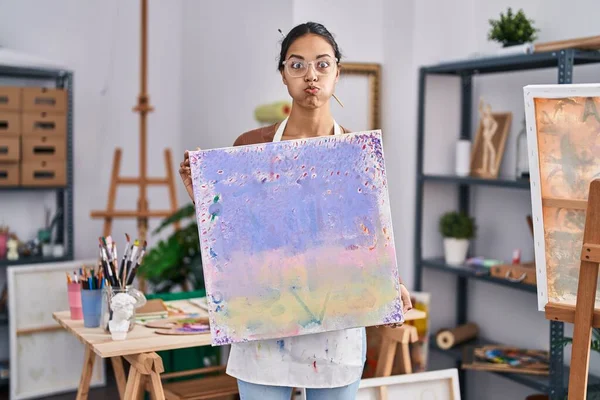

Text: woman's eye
xmin=291 ymin=62 xmax=304 ymax=69
xmin=317 ymin=61 xmax=330 ymax=68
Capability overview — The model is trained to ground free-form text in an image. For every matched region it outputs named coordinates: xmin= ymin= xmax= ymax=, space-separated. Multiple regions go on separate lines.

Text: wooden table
xmin=52 ymin=311 xmax=213 ymax=400
xmin=53 ymin=308 xmax=427 ymax=400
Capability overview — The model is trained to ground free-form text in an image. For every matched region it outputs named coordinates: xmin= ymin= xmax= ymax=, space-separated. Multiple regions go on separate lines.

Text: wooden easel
xmin=545 ymin=179 xmax=600 ymax=399
xmin=90 ymin=0 xmax=179 ymax=293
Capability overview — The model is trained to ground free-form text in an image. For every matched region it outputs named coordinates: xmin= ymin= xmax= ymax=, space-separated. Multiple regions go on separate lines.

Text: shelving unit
xmin=414 ymin=49 xmax=600 ymax=399
xmin=0 ymin=62 xmax=74 ymax=266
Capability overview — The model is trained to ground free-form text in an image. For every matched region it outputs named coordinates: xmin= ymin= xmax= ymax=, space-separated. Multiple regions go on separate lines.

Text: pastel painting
xmin=189 ymin=130 xmax=403 ymax=345
xmin=530 ymin=94 xmax=600 ymax=309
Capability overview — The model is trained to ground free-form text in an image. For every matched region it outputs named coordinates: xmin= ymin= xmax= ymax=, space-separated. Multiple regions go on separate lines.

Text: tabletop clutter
xmin=66 ymin=234 xmax=148 ymax=340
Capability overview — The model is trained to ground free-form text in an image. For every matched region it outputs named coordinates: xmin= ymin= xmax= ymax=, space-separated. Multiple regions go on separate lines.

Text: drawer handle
xmin=0 ymin=121 xmax=8 ymax=129
xmin=505 ymin=270 xmax=527 ymax=283
xmin=33 ymin=146 xmax=56 ymax=155
xmin=34 ymin=121 xmax=56 ymax=130
xmin=34 ymin=171 xmax=55 ymax=179
xmin=0 ymin=171 xmax=7 ymax=179
xmin=0 ymin=96 xmax=7 ymax=105
xmin=0 ymin=146 xmax=7 ymax=154
xmin=35 ymin=97 xmax=56 ymax=106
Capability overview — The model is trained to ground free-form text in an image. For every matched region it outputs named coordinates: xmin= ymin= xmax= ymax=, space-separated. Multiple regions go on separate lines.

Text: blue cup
xmin=81 ymin=289 xmax=102 ymax=328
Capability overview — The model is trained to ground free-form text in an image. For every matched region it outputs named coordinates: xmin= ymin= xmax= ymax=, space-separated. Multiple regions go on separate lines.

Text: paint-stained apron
xmin=225 ymin=117 xmax=367 ymax=388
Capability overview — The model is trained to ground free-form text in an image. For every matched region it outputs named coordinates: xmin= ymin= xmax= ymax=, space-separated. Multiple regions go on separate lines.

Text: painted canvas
xmin=524 ymin=84 xmax=600 ymax=311
xmin=189 ymin=130 xmax=403 ymax=345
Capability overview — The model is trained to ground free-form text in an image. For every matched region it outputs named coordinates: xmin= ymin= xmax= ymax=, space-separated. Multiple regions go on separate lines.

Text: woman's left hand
xmin=383 ymin=284 xmax=413 ymax=329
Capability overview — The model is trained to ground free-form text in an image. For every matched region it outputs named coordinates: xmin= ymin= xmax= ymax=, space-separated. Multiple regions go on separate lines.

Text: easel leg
xmin=103 ymin=148 xmax=123 ymax=237
xmin=568 ymin=260 xmax=598 ymax=400
xmin=111 ymin=356 xmax=127 ymax=399
xmin=164 ymin=149 xmax=180 ymax=231
xmin=76 ymin=345 xmax=96 ymax=400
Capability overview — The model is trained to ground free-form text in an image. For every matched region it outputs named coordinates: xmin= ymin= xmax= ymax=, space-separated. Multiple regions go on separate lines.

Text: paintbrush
xmin=127 ymin=240 xmax=146 ymax=286
xmin=118 ymin=233 xmax=131 ymax=286
xmin=99 ymin=239 xmax=117 ymax=286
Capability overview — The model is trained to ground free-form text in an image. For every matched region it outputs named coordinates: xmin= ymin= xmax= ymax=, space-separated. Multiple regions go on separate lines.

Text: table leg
xmin=76 ymin=345 xmax=96 ymax=400
xmin=124 ymin=366 xmax=143 ymax=399
xmin=111 ymin=356 xmax=127 ymax=399
xmin=123 ymin=352 xmax=165 ymax=400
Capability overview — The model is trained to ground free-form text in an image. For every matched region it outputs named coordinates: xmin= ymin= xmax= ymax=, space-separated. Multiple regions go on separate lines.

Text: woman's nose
xmin=304 ymin=64 xmax=318 ymax=81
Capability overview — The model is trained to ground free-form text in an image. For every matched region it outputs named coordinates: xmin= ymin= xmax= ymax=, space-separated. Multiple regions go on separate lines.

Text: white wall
xmin=181 ymin=0 xmax=293 ymax=153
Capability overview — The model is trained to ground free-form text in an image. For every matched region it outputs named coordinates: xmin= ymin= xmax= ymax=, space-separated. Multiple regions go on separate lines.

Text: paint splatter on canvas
xmin=189 ymin=130 xmax=403 ymax=345
xmin=526 ymin=90 xmax=600 ymax=310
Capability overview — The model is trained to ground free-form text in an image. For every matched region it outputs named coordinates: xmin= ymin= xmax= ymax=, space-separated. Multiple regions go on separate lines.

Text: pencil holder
xmin=81 ymin=288 xmax=102 ymax=328
xmin=67 ymin=282 xmax=83 ymax=320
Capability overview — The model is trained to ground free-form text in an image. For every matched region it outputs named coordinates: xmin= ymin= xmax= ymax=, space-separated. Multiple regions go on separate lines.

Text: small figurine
xmin=6 ymin=238 xmax=18 ymax=261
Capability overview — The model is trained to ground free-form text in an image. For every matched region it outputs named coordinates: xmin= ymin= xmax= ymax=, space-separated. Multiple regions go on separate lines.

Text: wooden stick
xmin=568 ymin=179 xmax=600 ymax=400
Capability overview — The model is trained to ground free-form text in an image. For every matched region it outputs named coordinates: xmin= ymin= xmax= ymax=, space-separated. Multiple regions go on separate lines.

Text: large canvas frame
xmin=7 ymin=260 xmax=106 ymax=399
xmin=190 ymin=130 xmax=403 ymax=345
xmin=524 ymin=84 xmax=600 ymax=311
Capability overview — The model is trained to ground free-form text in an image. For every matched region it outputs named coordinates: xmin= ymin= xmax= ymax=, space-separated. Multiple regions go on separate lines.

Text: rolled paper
xmin=436 ymin=323 xmax=479 ymax=350
xmin=254 ymin=101 xmax=292 ymax=124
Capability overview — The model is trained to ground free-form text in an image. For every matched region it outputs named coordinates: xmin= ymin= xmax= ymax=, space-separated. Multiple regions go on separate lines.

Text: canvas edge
xmin=372 ymin=129 xmax=405 ymax=324
xmin=358 ymin=368 xmax=460 ymax=398
xmin=188 ymin=129 xmax=402 ymax=344
xmin=7 ymin=259 xmax=104 ymax=399
xmin=523 ymin=83 xmax=600 ymax=312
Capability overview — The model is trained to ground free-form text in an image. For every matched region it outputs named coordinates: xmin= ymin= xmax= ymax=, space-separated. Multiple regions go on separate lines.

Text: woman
xmin=179 ymin=22 xmax=412 ymax=400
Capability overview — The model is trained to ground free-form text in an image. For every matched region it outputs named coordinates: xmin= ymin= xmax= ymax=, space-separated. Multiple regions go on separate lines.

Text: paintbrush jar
xmin=100 ymin=286 xmax=146 ymax=333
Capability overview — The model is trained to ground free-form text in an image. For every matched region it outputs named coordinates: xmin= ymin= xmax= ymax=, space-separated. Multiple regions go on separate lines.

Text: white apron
xmin=225 ymin=118 xmax=367 ymax=388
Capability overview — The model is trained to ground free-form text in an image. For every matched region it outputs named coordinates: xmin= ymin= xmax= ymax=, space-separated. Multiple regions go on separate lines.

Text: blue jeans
xmin=237 ymin=379 xmax=361 ymax=400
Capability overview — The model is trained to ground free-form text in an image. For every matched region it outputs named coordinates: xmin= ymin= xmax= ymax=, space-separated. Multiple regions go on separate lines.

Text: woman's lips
xmin=305 ymin=87 xmax=319 ymax=95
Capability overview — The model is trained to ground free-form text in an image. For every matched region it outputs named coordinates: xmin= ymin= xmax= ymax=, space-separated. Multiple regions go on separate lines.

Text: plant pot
xmin=444 ymin=238 xmax=470 ymax=265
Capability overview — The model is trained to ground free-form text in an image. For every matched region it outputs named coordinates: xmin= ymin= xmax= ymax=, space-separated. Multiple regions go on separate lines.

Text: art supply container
xmin=67 ymin=282 xmax=83 ymax=320
xmin=100 ymin=286 xmax=146 ymax=334
xmin=81 ymin=288 xmax=102 ymax=328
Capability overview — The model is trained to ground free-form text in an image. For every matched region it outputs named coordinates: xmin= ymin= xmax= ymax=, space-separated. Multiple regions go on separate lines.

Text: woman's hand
xmin=179 ymin=149 xmax=197 ymax=202
xmin=381 ymin=284 xmax=413 ymax=329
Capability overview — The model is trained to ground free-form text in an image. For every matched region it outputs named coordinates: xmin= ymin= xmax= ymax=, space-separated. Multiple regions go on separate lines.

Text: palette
xmin=189 ymin=130 xmax=403 ymax=345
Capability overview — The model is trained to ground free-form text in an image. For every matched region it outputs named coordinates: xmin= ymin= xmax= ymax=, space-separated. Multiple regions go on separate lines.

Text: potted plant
xmin=439 ymin=211 xmax=476 ymax=265
xmin=137 ymin=203 xmax=205 ymax=293
xmin=488 ymin=7 xmax=539 ymax=47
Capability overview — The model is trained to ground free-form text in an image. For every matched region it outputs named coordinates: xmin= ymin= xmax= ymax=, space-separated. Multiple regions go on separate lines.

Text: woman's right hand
xmin=179 ymin=150 xmax=196 ymax=202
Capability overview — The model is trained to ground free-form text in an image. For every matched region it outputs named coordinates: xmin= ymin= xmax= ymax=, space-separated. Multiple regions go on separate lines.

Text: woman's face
xmin=281 ymin=34 xmax=340 ymax=109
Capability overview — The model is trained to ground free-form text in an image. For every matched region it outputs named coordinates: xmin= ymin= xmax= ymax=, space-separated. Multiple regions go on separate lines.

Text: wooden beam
xmin=581 ymin=243 xmax=600 ymax=264
xmin=542 ymin=197 xmax=587 ymax=210
xmin=117 ymin=177 xmax=168 ymax=185
xmin=90 ymin=210 xmax=173 ymax=218
xmin=546 ymin=303 xmax=600 ymax=328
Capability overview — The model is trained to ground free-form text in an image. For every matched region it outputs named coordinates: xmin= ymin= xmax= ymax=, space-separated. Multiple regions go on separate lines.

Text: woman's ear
xmin=335 ymin=64 xmax=341 ymax=83
xmin=281 ymin=70 xmax=288 ymax=86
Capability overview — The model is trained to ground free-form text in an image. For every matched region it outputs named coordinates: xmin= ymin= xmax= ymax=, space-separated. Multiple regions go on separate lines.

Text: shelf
xmin=421 ymin=257 xmax=538 ymax=293
xmin=422 ymin=174 xmax=531 ymax=189
xmin=0 ymin=255 xmax=71 ymax=268
xmin=422 ymin=49 xmax=600 ymax=76
xmin=0 ymin=186 xmax=66 ymax=192
xmin=430 ymin=335 xmax=600 ymax=394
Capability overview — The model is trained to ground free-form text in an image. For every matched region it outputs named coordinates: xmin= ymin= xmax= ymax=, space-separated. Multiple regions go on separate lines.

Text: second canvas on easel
xmin=525 ymin=84 xmax=600 ymax=311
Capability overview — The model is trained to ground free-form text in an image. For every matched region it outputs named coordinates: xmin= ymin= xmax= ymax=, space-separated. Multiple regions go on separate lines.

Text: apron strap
xmin=272 ymin=117 xmax=341 ymax=142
